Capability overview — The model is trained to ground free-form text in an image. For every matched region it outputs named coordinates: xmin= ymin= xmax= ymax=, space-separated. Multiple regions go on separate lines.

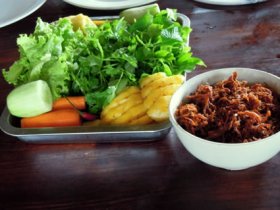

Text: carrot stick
xmin=21 ymin=109 xmax=81 ymax=128
xmin=52 ymin=96 xmax=86 ymax=110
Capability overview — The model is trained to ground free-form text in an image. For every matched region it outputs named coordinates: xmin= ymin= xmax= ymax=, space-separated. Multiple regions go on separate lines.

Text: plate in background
xmin=193 ymin=0 xmax=266 ymax=6
xmin=63 ymin=0 xmax=157 ymax=10
xmin=0 ymin=0 xmax=46 ymax=28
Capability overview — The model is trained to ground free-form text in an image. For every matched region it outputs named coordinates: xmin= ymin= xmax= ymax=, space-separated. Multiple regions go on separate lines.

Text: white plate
xmin=63 ymin=0 xmax=157 ymax=10
xmin=0 ymin=0 xmax=46 ymax=28
xmin=193 ymin=0 xmax=266 ymax=6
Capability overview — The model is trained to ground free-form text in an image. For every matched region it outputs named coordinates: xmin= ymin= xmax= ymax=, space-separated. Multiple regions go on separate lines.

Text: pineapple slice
xmin=100 ymin=86 xmax=154 ymax=125
xmin=66 ymin=14 xmax=96 ymax=31
xmin=143 ymin=84 xmax=181 ymax=108
xmin=100 ymin=73 xmax=184 ymax=125
xmin=147 ymin=95 xmax=172 ymax=122
xmin=140 ymin=73 xmax=184 ymax=122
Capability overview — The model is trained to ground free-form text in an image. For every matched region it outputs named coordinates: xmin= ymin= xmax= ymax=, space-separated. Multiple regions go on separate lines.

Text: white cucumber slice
xmin=7 ymin=80 xmax=53 ymax=118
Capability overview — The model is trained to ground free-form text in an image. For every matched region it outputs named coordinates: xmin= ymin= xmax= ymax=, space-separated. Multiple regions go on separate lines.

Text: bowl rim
xmin=169 ymin=67 xmax=280 ymax=147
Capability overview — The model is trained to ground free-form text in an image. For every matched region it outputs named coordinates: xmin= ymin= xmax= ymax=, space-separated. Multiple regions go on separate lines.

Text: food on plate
xmin=140 ymin=72 xmax=185 ymax=122
xmin=66 ymin=14 xmax=97 ymax=31
xmin=7 ymin=80 xmax=52 ymax=118
xmin=100 ymin=72 xmax=185 ymax=125
xmin=176 ymin=72 xmax=280 ymax=143
xmin=21 ymin=109 xmax=81 ymax=128
xmin=2 ymin=4 xmax=205 ymax=128
xmin=100 ymin=86 xmax=154 ymax=125
xmin=53 ymin=96 xmax=86 ymax=110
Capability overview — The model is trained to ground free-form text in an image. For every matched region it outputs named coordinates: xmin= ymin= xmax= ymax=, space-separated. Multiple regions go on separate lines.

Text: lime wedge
xmin=120 ymin=3 xmax=160 ymax=23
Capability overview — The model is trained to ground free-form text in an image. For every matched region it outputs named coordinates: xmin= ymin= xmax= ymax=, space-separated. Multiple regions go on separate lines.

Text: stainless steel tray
xmin=0 ymin=107 xmax=171 ymax=143
xmin=0 ymin=13 xmax=190 ymax=143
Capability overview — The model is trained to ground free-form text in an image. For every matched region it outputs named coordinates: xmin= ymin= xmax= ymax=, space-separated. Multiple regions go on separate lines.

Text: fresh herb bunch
xmin=3 ymin=9 xmax=205 ymax=114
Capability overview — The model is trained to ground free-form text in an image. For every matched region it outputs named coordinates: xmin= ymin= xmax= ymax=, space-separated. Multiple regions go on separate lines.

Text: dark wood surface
xmin=1 ymin=0 xmax=280 ymax=209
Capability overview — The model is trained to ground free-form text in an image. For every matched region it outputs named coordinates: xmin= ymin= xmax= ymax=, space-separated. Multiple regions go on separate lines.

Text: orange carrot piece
xmin=21 ymin=109 xmax=81 ymax=128
xmin=52 ymin=96 xmax=86 ymax=110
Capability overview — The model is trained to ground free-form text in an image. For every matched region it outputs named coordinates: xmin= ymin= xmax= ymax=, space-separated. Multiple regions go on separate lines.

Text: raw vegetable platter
xmin=0 ymin=5 xmax=204 ymax=143
xmin=0 ymin=106 xmax=171 ymax=143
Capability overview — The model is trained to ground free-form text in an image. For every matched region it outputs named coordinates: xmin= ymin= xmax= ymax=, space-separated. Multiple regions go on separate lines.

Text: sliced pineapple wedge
xmin=100 ymin=86 xmax=154 ymax=125
xmin=140 ymin=73 xmax=185 ymax=122
xmin=100 ymin=73 xmax=184 ymax=125
xmin=66 ymin=14 xmax=97 ymax=31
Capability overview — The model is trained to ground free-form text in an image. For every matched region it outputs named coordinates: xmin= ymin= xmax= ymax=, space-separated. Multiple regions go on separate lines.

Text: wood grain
xmin=0 ymin=0 xmax=280 ymax=209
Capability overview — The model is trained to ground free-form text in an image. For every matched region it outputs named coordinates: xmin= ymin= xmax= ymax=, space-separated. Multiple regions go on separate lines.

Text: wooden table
xmin=1 ymin=0 xmax=280 ymax=209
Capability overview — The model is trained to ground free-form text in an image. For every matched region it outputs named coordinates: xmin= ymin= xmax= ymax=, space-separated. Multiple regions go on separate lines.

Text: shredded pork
xmin=176 ymin=72 xmax=280 ymax=143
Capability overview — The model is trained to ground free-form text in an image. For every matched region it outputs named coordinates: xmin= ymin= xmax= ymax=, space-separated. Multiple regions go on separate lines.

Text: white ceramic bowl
xmin=169 ymin=67 xmax=280 ymax=170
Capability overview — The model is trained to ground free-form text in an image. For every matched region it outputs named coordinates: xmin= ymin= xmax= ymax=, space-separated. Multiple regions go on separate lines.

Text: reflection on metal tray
xmin=0 ymin=107 xmax=171 ymax=143
xmin=0 ymin=13 xmax=190 ymax=143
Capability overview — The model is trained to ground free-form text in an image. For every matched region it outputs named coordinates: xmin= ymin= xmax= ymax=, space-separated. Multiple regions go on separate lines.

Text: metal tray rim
xmin=0 ymin=106 xmax=171 ymax=142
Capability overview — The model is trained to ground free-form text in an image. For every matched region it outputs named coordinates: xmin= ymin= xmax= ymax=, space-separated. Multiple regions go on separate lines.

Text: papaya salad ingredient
xmin=19 ymin=92 xmax=94 ymax=128
xmin=53 ymin=96 xmax=86 ymax=110
xmin=21 ymin=109 xmax=81 ymax=128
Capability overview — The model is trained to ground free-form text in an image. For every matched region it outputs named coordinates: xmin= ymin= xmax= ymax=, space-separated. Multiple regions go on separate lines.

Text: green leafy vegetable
xmin=3 ymin=8 xmax=205 ymax=114
xmin=120 ymin=3 xmax=160 ymax=24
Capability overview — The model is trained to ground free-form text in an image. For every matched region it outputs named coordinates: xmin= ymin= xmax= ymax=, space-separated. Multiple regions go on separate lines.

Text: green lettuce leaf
xmin=3 ymin=8 xmax=205 ymax=114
